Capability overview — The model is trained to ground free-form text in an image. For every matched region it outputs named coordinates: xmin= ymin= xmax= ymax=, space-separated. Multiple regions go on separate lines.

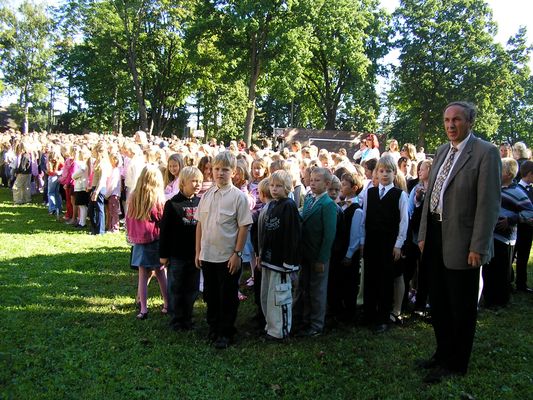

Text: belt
xmin=430 ymin=212 xmax=443 ymax=222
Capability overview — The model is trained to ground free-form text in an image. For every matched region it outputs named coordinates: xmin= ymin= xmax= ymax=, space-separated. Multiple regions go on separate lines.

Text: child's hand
xmin=194 ymin=254 xmax=202 ymax=270
xmin=341 ymin=257 xmax=351 ymax=267
xmin=228 ymin=253 xmax=242 ymax=274
xmin=392 ymin=247 xmax=401 ymax=262
xmin=255 ymin=256 xmax=261 ymax=270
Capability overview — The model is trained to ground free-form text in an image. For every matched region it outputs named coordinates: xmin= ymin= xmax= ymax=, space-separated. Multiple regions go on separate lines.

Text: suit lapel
xmin=303 ymin=194 xmax=325 ymax=221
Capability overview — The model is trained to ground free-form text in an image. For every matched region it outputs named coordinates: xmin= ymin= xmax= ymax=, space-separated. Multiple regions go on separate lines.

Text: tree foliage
xmin=0 ymin=0 xmax=54 ymax=133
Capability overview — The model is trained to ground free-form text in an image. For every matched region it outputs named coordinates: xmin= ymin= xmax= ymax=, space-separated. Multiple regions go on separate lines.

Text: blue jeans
xmin=47 ymin=175 xmax=62 ymax=214
xmin=88 ymin=190 xmax=105 ymax=234
xmin=167 ymin=258 xmax=200 ymax=329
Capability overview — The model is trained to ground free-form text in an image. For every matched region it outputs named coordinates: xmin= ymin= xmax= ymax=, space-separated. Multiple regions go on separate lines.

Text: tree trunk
xmin=325 ymin=106 xmax=337 ymax=130
xmin=418 ymin=110 xmax=428 ymax=149
xmin=126 ymin=46 xmax=149 ymax=132
xmin=22 ymin=87 xmax=29 ymax=135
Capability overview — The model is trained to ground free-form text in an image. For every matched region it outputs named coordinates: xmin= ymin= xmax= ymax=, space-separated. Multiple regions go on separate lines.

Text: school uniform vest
xmin=366 ymin=186 xmax=401 ymax=239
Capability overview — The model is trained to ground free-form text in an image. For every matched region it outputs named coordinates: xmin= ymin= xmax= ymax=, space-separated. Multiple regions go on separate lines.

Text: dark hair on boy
xmin=341 ymin=172 xmax=364 ymax=195
xmin=334 ymin=167 xmax=350 ymax=180
xmin=520 ymin=160 xmax=533 ymax=178
xmin=363 ymin=158 xmax=377 ymax=172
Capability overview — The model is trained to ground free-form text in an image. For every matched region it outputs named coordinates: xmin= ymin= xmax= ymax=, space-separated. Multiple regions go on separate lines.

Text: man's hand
xmin=468 ymin=251 xmax=482 ymax=267
xmin=227 ymin=253 xmax=242 ymax=274
xmin=418 ymin=240 xmax=425 ymax=253
xmin=341 ymin=257 xmax=352 ymax=267
xmin=160 ymin=258 xmax=168 ymax=267
xmin=392 ymin=247 xmax=401 ymax=262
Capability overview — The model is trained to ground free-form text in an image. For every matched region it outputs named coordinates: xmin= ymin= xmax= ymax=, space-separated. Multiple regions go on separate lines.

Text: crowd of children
xmin=1 ymin=129 xmax=532 ymax=349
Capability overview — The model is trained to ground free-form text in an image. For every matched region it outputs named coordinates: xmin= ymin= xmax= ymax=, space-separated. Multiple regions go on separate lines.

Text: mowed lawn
xmin=0 ymin=187 xmax=532 ymax=400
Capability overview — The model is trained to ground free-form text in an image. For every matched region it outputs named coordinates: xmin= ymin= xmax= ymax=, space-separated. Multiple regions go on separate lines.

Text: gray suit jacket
xmin=419 ymin=134 xmax=501 ymax=270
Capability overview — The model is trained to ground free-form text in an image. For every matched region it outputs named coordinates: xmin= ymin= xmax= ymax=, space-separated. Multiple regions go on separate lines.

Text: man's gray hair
xmin=445 ymin=101 xmax=477 ymax=124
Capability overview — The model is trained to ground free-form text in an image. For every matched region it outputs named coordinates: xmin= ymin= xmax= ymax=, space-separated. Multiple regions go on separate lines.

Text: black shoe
xmin=295 ymin=328 xmax=322 ymax=338
xmin=261 ymin=333 xmax=285 ymax=343
xmin=390 ymin=313 xmax=404 ymax=326
xmin=415 ymin=357 xmax=441 ymax=370
xmin=214 ymin=336 xmax=231 ymax=349
xmin=423 ymin=367 xmax=462 ymax=384
xmin=373 ymin=323 xmax=390 ymax=334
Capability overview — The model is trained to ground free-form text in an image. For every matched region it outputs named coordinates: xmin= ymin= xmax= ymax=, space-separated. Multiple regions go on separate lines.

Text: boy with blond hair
xmin=160 ymin=166 xmax=204 ymax=331
xmin=195 ymin=151 xmax=253 ymax=349
xmin=259 ymin=170 xmax=301 ymax=340
xmin=293 ymin=167 xmax=337 ymax=336
xmin=362 ymin=155 xmax=408 ymax=333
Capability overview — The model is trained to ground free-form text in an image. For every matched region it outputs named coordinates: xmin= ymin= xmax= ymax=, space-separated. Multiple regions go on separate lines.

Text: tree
xmin=494 ymin=27 xmax=533 ymax=147
xmin=299 ymin=0 xmax=389 ymax=131
xmin=390 ymin=0 xmax=515 ymax=150
xmin=0 ymin=1 xmax=54 ymax=134
xmin=190 ymin=0 xmax=312 ymax=146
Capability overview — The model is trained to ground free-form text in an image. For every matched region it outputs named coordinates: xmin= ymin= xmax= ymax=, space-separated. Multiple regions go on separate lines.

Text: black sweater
xmin=159 ymin=192 xmax=200 ymax=259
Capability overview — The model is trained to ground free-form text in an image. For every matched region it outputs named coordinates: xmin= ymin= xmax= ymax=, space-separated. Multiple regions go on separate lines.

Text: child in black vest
xmin=362 ymin=155 xmax=408 ymax=333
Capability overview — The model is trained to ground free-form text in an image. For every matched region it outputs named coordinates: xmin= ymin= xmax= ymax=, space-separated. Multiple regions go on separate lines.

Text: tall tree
xmin=495 ymin=27 xmax=533 ymax=146
xmin=391 ymin=0 xmax=514 ymax=150
xmin=191 ymin=0 xmax=312 ymax=146
xmin=300 ymin=0 xmax=388 ymax=131
xmin=0 ymin=1 xmax=54 ymax=134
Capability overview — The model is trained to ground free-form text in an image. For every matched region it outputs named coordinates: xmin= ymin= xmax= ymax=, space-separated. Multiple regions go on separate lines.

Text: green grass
xmin=0 ymin=188 xmax=532 ymax=400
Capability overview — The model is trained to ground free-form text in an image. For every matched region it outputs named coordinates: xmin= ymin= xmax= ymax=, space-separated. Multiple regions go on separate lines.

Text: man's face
xmin=444 ymin=105 xmax=472 ymax=146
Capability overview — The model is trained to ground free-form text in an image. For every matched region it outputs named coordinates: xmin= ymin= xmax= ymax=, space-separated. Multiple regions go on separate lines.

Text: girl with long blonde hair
xmin=126 ymin=165 xmax=169 ymax=319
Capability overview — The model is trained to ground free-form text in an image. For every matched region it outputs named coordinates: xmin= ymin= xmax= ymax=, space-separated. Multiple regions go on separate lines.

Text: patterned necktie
xmin=430 ymin=147 xmax=458 ymax=212
xmin=379 ymin=187 xmax=385 ymax=199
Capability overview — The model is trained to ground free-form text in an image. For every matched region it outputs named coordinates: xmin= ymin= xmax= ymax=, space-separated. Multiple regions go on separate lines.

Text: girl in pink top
xmin=126 ymin=165 xmax=168 ymax=319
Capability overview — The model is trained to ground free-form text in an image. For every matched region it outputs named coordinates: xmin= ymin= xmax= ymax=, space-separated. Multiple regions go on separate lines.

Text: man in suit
xmin=293 ymin=167 xmax=337 ymax=337
xmin=417 ymin=101 xmax=501 ymax=383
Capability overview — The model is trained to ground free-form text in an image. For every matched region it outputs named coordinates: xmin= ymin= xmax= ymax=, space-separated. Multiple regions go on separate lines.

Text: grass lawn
xmin=0 ymin=187 xmax=532 ymax=399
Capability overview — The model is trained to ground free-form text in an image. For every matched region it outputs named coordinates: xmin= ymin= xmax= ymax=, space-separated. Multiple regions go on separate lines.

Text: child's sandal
xmin=136 ymin=312 xmax=148 ymax=320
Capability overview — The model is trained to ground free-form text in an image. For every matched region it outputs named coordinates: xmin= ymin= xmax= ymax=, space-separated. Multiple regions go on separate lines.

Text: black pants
xmin=482 ymin=240 xmax=513 ymax=307
xmin=201 ymin=260 xmax=241 ymax=338
xmin=167 ymin=257 xmax=200 ymax=328
xmin=515 ymin=223 xmax=532 ymax=289
xmin=426 ymin=218 xmax=479 ymax=374
xmin=328 ymin=251 xmax=360 ymax=321
xmin=364 ymin=234 xmax=395 ymax=325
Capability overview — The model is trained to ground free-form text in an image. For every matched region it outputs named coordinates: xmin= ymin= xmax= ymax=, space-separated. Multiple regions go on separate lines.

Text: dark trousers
xmin=363 ymin=235 xmax=395 ymax=325
xmin=482 ymin=239 xmax=513 ymax=307
xmin=515 ymin=223 xmax=532 ymax=289
xmin=426 ymin=218 xmax=479 ymax=374
xmin=167 ymin=258 xmax=200 ymax=328
xmin=88 ymin=191 xmax=105 ymax=235
xmin=201 ymin=260 xmax=241 ymax=338
xmin=328 ymin=251 xmax=360 ymax=321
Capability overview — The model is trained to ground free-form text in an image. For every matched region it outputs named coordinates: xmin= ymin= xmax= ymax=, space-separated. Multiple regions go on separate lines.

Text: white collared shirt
xmin=435 ymin=133 xmax=472 ymax=214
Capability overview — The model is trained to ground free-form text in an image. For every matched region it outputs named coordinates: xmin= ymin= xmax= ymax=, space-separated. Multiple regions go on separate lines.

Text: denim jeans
xmin=167 ymin=258 xmax=200 ymax=328
xmin=47 ymin=175 xmax=62 ymax=214
xmin=88 ymin=190 xmax=105 ymax=234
